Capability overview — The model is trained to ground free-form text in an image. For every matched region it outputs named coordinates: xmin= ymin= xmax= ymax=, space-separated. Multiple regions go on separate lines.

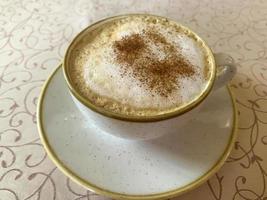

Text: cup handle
xmin=213 ymin=53 xmax=237 ymax=90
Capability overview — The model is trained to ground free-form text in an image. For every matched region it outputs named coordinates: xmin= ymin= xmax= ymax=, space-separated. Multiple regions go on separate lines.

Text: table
xmin=0 ymin=0 xmax=266 ymax=199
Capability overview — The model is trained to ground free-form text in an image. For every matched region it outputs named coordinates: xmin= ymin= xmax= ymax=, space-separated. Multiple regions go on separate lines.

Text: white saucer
xmin=38 ymin=66 xmax=237 ymax=200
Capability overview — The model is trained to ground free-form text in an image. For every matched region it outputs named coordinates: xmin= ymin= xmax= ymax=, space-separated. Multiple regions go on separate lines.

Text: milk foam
xmin=71 ymin=16 xmax=211 ymax=115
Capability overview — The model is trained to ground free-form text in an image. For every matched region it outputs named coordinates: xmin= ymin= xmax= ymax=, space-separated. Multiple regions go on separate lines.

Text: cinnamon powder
xmin=113 ymin=30 xmax=196 ymax=97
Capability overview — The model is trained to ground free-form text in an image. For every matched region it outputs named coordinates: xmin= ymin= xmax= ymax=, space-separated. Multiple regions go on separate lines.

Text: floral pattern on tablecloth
xmin=0 ymin=0 xmax=267 ymax=199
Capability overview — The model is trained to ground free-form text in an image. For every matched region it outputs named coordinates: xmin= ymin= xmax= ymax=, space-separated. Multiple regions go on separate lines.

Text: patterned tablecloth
xmin=0 ymin=0 xmax=267 ymax=199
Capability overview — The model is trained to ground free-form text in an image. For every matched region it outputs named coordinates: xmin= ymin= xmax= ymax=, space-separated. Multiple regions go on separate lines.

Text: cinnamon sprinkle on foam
xmin=113 ymin=30 xmax=196 ymax=97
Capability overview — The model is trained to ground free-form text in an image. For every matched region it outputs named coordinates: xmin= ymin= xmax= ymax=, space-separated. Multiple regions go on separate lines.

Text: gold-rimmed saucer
xmin=37 ymin=65 xmax=237 ymax=200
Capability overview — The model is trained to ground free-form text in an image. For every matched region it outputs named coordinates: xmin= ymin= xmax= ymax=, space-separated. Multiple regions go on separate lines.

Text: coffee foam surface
xmin=70 ymin=16 xmax=211 ymax=116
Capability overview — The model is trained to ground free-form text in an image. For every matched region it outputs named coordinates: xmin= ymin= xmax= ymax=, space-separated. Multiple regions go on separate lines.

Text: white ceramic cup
xmin=63 ymin=14 xmax=237 ymax=140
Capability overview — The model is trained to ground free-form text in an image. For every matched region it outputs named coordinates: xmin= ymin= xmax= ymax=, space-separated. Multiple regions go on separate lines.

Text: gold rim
xmin=38 ymin=65 xmax=238 ymax=200
xmin=63 ymin=13 xmax=217 ymax=122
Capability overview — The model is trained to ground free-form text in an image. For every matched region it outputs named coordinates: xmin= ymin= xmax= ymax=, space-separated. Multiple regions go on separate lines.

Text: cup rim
xmin=63 ymin=13 xmax=216 ymax=122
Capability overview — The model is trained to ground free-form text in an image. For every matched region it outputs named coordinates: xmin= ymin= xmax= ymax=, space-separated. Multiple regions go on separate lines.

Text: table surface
xmin=0 ymin=0 xmax=267 ymax=199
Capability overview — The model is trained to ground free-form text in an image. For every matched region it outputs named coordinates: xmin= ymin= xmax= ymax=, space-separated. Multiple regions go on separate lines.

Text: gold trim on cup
xmin=38 ymin=64 xmax=238 ymax=200
xmin=63 ymin=14 xmax=217 ymax=122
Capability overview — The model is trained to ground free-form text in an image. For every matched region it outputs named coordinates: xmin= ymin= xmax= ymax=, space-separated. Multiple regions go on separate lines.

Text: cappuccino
xmin=68 ymin=15 xmax=212 ymax=116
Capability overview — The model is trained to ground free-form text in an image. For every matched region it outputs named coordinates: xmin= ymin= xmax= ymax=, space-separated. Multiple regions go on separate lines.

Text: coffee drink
xmin=68 ymin=15 xmax=213 ymax=116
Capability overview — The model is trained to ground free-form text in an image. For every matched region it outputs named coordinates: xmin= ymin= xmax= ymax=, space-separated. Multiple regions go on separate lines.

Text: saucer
xmin=37 ymin=65 xmax=237 ymax=200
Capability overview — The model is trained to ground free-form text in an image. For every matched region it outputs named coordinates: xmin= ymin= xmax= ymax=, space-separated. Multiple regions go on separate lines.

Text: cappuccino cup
xmin=63 ymin=14 xmax=236 ymax=140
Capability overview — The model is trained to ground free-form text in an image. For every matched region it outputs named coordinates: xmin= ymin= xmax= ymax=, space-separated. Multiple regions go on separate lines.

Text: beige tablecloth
xmin=0 ymin=0 xmax=267 ymax=199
